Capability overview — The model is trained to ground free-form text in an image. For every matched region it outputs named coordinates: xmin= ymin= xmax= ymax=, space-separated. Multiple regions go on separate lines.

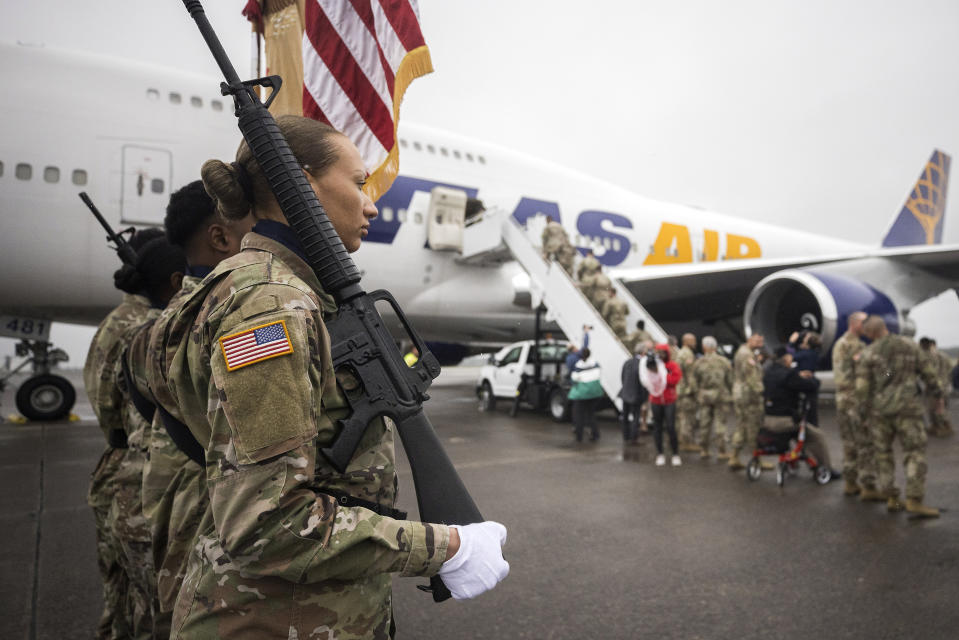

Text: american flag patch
xmin=219 ymin=320 xmax=293 ymax=371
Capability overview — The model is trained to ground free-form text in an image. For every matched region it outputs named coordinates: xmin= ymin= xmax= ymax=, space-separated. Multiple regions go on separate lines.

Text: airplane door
xmin=491 ymin=344 xmax=526 ymax=396
xmin=120 ymin=144 xmax=172 ymax=225
xmin=426 ymin=186 xmax=467 ymax=251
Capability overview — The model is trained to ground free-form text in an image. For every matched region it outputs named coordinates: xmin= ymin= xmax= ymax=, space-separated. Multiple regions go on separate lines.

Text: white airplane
xmin=2 ymin=41 xmax=957 ymax=420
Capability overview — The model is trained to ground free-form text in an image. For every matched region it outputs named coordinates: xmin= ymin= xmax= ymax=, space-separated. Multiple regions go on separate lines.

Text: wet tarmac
xmin=3 ymin=367 xmax=959 ymax=639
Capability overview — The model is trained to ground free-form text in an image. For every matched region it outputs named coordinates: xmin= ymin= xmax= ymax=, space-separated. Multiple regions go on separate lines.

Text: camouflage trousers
xmin=873 ymin=412 xmax=929 ymax=501
xmin=607 ymin=315 xmax=627 ymax=340
xmin=110 ymin=457 xmax=165 ymax=639
xmin=836 ymin=394 xmax=877 ymax=489
xmin=676 ymin=395 xmax=697 ymax=444
xmin=925 ymin=393 xmax=953 ymax=436
xmin=697 ymin=401 xmax=729 ymax=454
xmin=88 ymin=447 xmax=130 ymax=640
xmin=730 ymin=397 xmax=763 ymax=459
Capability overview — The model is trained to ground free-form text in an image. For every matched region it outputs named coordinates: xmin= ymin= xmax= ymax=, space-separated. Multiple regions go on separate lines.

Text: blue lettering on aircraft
xmin=576 ymin=211 xmax=633 ymax=266
xmin=511 ymin=198 xmax=562 ymax=227
xmin=370 ymin=176 xmax=634 ymax=266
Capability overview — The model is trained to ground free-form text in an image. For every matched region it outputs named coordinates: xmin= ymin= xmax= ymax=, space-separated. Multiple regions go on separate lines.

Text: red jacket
xmin=650 ymin=345 xmax=682 ymax=405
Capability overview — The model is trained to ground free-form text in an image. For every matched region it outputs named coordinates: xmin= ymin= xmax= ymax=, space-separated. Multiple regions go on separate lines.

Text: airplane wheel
xmin=746 ymin=457 xmax=762 ymax=481
xmin=16 ymin=374 xmax=76 ymax=421
xmin=478 ymin=382 xmax=496 ymax=412
xmin=548 ymin=387 xmax=570 ymax=422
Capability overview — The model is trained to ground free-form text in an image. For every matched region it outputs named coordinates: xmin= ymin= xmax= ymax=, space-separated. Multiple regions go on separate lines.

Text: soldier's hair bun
xmin=113 ymin=264 xmax=144 ymax=294
xmin=201 ymin=159 xmax=251 ymax=221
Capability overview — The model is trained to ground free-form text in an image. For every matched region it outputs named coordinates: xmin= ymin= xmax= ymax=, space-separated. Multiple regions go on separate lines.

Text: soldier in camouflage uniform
xmin=158 ymin=117 xmax=508 ymax=638
xmin=688 ymin=336 xmax=732 ymax=460
xmin=856 ymin=316 xmax=942 ymax=518
xmin=675 ymin=333 xmax=700 ymax=452
xmin=83 ymin=228 xmax=166 ymax=639
xmin=576 ymin=248 xmax=601 ymax=284
xmin=589 ymin=270 xmax=613 ymax=311
xmin=600 ymin=288 xmax=629 ymax=340
xmin=919 ymin=338 xmax=954 ymax=437
xmin=541 ymin=215 xmax=575 ymax=274
xmin=111 ymin=236 xmax=187 ymax=639
xmin=729 ymin=333 xmax=765 ymax=470
xmin=124 ymin=181 xmax=254 ymax=627
xmin=831 ymin=311 xmax=878 ymax=497
xmin=624 ymin=319 xmax=653 ymax=355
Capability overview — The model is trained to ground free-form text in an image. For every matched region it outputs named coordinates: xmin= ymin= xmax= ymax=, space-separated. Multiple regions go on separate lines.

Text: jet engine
xmin=742 ymin=263 xmax=920 ymax=359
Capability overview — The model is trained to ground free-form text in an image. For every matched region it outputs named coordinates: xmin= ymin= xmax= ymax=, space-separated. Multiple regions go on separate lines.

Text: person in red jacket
xmin=640 ymin=344 xmax=683 ymax=466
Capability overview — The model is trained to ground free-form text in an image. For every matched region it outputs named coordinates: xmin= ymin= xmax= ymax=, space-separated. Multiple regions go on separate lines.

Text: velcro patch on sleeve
xmin=219 ymin=320 xmax=293 ymax=371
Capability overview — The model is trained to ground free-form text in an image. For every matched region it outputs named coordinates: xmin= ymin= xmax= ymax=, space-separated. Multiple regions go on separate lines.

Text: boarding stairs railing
xmin=459 ymin=209 xmax=670 ymax=409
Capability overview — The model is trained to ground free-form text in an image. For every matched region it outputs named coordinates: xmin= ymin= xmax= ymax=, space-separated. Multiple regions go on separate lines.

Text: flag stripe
xmin=376 ymin=0 xmax=425 ymax=53
xmin=348 ymin=0 xmax=396 ymax=96
xmin=320 ymin=0 xmax=394 ymax=111
xmin=228 ymin=342 xmax=292 ymax=367
xmin=305 ymin=1 xmax=395 ymax=151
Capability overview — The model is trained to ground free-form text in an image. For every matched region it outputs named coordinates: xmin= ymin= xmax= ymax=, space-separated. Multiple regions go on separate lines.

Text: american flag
xmin=302 ymin=0 xmax=433 ymax=202
xmin=220 ymin=320 xmax=294 ymax=371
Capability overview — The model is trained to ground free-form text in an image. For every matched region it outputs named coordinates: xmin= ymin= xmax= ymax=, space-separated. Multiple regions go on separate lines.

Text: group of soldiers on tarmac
xmin=540 ymin=219 xmax=952 ymax=519
xmin=83 ymin=181 xmax=251 ymax=638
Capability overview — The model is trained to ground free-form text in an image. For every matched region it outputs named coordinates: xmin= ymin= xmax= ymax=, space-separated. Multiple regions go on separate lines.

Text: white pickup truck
xmin=475 ymin=339 xmax=575 ymax=420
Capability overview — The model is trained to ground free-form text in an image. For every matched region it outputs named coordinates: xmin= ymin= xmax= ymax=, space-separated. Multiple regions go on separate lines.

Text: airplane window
xmin=399 ymin=138 xmax=408 ymax=148
xmin=603 ymin=237 xmax=611 ymax=249
xmin=413 ymin=141 xmax=422 ymax=151
xmin=151 ymin=178 xmax=164 ymax=194
xmin=0 ymin=160 xmax=4 ymax=177
xmin=146 ymin=88 xmax=160 ymax=101
xmin=440 ymin=147 xmax=449 ymax=157
xmin=612 ymin=238 xmax=621 ymax=252
xmin=169 ymin=92 xmax=182 ymax=104
xmin=382 ymin=207 xmax=394 ymax=222
xmin=15 ymin=163 xmax=32 ymax=180
xmin=72 ymin=169 xmax=88 ymax=186
xmin=427 ymin=144 xmax=435 ymax=154
xmin=44 ymin=166 xmax=60 ymax=183
xmin=465 ymin=153 xmax=474 ymax=162
xmin=211 ymin=99 xmax=224 ymax=111
xmin=478 ymin=155 xmax=486 ymax=164
xmin=191 ymin=96 xmax=203 ymax=108
xmin=398 ymin=208 xmax=408 ymax=222
xmin=453 ymin=150 xmax=461 ymax=159
xmin=414 ymin=212 xmax=423 ymax=224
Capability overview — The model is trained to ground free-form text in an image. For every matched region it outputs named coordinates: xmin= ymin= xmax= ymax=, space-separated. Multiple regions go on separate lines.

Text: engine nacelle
xmin=743 ymin=269 xmax=901 ymax=357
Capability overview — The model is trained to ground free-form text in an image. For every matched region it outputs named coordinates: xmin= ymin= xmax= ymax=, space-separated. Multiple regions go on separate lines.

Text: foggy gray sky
xmin=3 ymin=0 xmax=958 ymax=367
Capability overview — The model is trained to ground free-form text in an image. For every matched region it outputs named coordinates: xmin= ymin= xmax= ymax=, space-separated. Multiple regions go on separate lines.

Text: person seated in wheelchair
xmin=760 ymin=347 xmax=841 ymax=480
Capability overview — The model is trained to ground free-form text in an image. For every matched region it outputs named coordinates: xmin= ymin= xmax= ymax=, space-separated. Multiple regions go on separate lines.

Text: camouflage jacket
xmin=689 ymin=352 xmax=732 ymax=404
xmin=600 ymin=296 xmax=628 ymax=322
xmin=158 ymin=233 xmax=450 ymax=638
xmin=541 ymin=220 xmax=570 ymax=253
xmin=856 ymin=334 xmax=941 ymax=417
xmin=129 ymin=275 xmax=209 ymax=613
xmin=83 ymin=293 xmax=154 ymax=442
xmin=831 ymin=331 xmax=864 ymax=394
xmin=674 ymin=346 xmax=696 ymax=398
xmin=732 ymin=343 xmax=763 ymax=402
xmin=576 ymin=254 xmax=601 ymax=281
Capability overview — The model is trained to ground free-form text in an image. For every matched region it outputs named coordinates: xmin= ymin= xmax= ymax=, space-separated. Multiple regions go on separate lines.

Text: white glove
xmin=438 ymin=521 xmax=509 ymax=600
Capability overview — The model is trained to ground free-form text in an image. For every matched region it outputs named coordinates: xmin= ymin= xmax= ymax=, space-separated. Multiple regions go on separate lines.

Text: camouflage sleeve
xmin=854 ymin=350 xmax=873 ymax=404
xmin=92 ymin=339 xmax=126 ymax=434
xmin=204 ymin=298 xmax=449 ymax=584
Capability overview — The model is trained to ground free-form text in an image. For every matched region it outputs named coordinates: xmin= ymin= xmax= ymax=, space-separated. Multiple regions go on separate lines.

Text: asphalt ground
xmin=3 ymin=368 xmax=958 ymax=639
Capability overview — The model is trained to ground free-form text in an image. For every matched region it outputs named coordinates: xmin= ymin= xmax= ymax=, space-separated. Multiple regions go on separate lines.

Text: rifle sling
xmin=156 ymin=404 xmax=206 ymax=467
xmin=120 ymin=349 xmax=156 ymax=426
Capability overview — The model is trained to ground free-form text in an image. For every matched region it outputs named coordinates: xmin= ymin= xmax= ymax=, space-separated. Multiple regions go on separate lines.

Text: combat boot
xmin=859 ymin=487 xmax=885 ymax=502
xmin=905 ymin=499 xmax=940 ymax=518
xmin=727 ymin=458 xmax=745 ymax=471
xmin=843 ymin=480 xmax=861 ymax=496
xmin=699 ymin=449 xmax=711 ymax=460
xmin=680 ymin=443 xmax=702 ymax=453
xmin=886 ymin=496 xmax=905 ymax=513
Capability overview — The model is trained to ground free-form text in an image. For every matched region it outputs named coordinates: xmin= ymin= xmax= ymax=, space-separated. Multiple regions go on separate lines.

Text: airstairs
xmin=426 ymin=189 xmax=667 ymax=409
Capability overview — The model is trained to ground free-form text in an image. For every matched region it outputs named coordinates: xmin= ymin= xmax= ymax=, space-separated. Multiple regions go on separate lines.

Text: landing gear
xmin=1 ymin=340 xmax=74 ymax=421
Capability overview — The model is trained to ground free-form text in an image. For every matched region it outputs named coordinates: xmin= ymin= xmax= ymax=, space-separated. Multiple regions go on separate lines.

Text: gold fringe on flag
xmin=363 ymin=45 xmax=434 ymax=203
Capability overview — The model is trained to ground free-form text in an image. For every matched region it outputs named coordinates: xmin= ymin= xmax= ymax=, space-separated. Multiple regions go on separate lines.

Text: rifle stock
xmin=181 ymin=0 xmax=483 ymax=602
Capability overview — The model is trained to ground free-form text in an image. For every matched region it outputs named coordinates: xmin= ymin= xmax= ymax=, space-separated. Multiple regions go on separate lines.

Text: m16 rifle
xmin=180 ymin=0 xmax=483 ymax=602
xmin=78 ymin=192 xmax=138 ymax=267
